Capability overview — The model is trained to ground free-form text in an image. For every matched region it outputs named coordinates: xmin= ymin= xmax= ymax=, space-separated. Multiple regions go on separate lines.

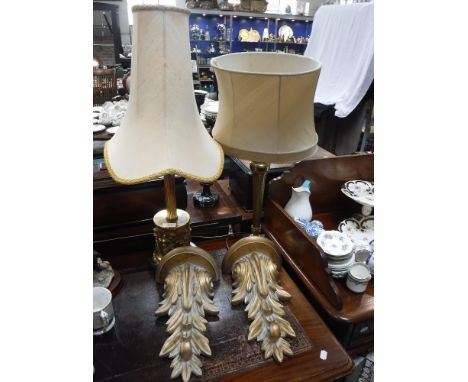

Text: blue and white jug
xmin=284 ymin=179 xmax=313 ymax=221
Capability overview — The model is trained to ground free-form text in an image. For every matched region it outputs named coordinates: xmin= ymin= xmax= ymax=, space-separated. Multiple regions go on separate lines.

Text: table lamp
xmin=104 ymin=5 xmax=224 ymax=382
xmin=211 ymin=52 xmax=321 ymax=363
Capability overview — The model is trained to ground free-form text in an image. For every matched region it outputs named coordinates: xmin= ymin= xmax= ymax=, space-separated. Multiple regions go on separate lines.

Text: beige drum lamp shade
xmin=211 ymin=52 xmax=321 ymax=163
xmin=105 ymin=5 xmax=224 ymax=184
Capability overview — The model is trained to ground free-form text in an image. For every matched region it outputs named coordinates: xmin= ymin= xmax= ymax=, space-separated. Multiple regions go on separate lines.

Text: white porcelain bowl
xmin=346 ymin=263 xmax=371 ymax=293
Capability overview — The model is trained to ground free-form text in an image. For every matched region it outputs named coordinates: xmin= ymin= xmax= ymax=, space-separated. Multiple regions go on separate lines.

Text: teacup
xmin=93 ymin=287 xmax=115 ymax=335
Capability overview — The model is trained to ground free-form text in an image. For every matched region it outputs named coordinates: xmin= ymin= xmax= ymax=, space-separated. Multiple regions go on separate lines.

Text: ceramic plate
xmin=338 ymin=216 xmax=374 ymax=246
xmin=106 ymin=126 xmax=119 ymax=135
xmin=317 ymin=230 xmax=353 ymax=258
xmin=341 ymin=180 xmax=374 ymax=207
xmin=238 ymin=29 xmax=249 ymax=41
xmin=93 ymin=124 xmax=106 ymax=133
xmin=278 ymin=25 xmax=294 ymax=40
xmin=328 ymin=256 xmax=356 ymax=273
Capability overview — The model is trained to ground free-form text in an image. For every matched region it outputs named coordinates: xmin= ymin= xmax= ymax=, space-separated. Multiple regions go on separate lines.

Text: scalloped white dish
xmin=317 ymin=230 xmax=353 ymax=259
xmin=338 ymin=216 xmax=374 ymax=246
xmin=341 ymin=180 xmax=374 ymax=207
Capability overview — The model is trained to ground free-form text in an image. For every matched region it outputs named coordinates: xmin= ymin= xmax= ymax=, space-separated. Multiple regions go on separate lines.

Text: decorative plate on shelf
xmin=248 ymin=28 xmax=261 ymax=42
xmin=238 ymin=29 xmax=249 ymax=41
xmin=93 ymin=124 xmax=106 ymax=133
xmin=338 ymin=216 xmax=374 ymax=246
xmin=341 ymin=180 xmax=374 ymax=207
xmin=317 ymin=230 xmax=353 ymax=259
xmin=278 ymin=25 xmax=294 ymax=40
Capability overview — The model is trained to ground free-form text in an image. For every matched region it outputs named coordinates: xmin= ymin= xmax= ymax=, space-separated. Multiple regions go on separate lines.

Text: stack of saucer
xmin=317 ymin=230 xmax=355 ymax=278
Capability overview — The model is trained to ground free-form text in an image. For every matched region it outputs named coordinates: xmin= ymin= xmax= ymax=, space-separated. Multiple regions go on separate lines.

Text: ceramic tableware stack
xmin=317 ymin=230 xmax=355 ymax=278
xmin=338 ymin=215 xmax=374 ymax=278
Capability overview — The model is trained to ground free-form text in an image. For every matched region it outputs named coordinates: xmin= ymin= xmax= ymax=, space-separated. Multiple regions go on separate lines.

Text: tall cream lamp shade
xmin=104 ymin=5 xmax=223 ymax=184
xmin=211 ymin=52 xmax=322 ymax=364
xmin=211 ymin=52 xmax=321 ymax=163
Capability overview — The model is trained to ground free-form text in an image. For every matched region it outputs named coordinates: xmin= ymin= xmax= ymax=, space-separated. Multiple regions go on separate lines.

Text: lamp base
xmin=152 ymin=209 xmax=191 ymax=266
xmin=222 ymin=235 xmax=296 ymax=363
xmin=193 ymin=182 xmax=219 ymax=208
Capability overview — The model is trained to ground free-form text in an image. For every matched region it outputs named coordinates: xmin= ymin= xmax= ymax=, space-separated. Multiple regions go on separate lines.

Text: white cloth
xmin=304 ymin=3 xmax=374 ymax=118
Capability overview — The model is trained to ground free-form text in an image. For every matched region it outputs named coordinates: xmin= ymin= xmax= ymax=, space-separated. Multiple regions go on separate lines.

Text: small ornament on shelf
xmin=284 ymin=179 xmax=313 ymax=221
xmin=200 ymin=0 xmax=216 ymax=9
xmin=193 ymin=182 xmax=219 ymax=208
xmin=186 ymin=0 xmax=200 ymax=9
xmin=214 ymin=23 xmax=226 ymax=41
xmin=190 ymin=24 xmax=201 ymax=41
xmin=204 ymin=24 xmax=210 ymax=41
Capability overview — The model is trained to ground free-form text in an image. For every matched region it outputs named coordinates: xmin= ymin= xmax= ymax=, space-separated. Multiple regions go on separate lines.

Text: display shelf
xmin=190 ymin=39 xmax=233 ymax=42
xmin=190 ymin=8 xmax=315 ymax=22
xmin=189 ymin=10 xmax=313 ymax=95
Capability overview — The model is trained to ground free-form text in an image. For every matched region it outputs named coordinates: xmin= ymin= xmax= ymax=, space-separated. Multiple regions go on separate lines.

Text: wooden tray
xmin=263 ymin=154 xmax=374 ymax=354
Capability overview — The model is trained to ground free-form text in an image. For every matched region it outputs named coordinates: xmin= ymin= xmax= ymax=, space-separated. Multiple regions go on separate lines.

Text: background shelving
xmin=189 ymin=10 xmax=313 ymax=95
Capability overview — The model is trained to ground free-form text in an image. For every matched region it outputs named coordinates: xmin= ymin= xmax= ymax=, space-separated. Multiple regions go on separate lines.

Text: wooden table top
xmin=94 ymin=239 xmax=353 ymax=382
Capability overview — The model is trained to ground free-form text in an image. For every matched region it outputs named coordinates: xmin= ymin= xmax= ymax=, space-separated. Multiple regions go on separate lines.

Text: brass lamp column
xmin=104 ymin=5 xmax=224 ymax=382
xmin=250 ymin=161 xmax=269 ymax=236
xmin=211 ymin=52 xmax=321 ymax=363
xmin=153 ymin=174 xmax=191 ymax=264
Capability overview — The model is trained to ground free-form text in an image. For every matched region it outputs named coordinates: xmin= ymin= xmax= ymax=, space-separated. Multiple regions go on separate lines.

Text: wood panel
xmin=267 ymin=153 xmax=374 ymax=214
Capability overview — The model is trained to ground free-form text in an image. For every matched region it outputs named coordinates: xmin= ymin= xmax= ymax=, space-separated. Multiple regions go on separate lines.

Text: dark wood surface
xmin=93 ymin=239 xmax=353 ymax=382
xmin=93 ymin=166 xmax=187 ymax=242
xmin=93 ymin=130 xmax=113 ymax=141
xmin=94 ymin=179 xmax=244 ymax=268
xmin=267 ymin=153 xmax=373 ymax=214
xmin=263 ymin=154 xmax=374 ymax=354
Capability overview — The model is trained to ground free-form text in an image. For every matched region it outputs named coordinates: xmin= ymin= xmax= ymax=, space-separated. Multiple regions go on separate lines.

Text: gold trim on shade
xmin=103 ymin=141 xmax=225 ymax=185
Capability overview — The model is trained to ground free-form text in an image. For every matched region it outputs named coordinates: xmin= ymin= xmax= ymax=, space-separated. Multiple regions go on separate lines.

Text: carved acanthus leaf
xmin=156 ymin=263 xmax=219 ymax=382
xmin=231 ymin=251 xmax=295 ymax=363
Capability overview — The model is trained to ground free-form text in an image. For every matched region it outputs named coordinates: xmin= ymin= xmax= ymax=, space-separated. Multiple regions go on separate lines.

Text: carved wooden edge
xmin=263 ymin=199 xmax=343 ymax=311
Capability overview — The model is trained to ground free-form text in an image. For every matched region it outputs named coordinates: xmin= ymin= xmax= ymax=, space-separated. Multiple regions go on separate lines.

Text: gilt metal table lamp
xmin=211 ymin=52 xmax=321 ymax=363
xmin=104 ymin=5 xmax=224 ymax=381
